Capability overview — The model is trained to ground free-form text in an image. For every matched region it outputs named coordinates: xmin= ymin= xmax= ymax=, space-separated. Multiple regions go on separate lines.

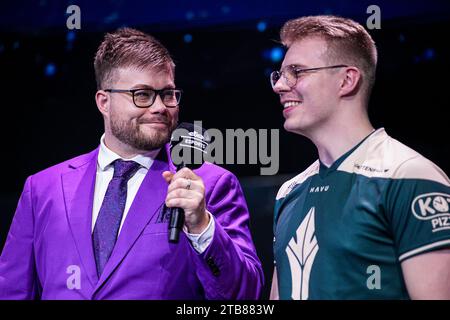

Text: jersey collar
xmin=318 ymin=128 xmax=379 ymax=178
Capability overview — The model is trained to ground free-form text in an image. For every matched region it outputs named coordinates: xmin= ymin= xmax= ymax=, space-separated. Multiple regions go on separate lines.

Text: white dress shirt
xmin=92 ymin=134 xmax=214 ymax=253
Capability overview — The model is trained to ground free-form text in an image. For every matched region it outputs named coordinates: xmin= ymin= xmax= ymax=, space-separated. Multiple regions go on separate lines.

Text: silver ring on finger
xmin=186 ymin=179 xmax=191 ymax=190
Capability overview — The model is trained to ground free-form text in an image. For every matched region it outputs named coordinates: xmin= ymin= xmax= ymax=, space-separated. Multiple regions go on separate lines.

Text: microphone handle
xmin=169 ymin=207 xmax=185 ymax=243
xmin=168 ymin=162 xmax=186 ymax=243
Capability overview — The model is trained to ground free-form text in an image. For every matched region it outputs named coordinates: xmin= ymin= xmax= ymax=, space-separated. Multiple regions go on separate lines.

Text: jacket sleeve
xmin=189 ymin=171 xmax=264 ymax=299
xmin=0 ymin=176 xmax=40 ymax=299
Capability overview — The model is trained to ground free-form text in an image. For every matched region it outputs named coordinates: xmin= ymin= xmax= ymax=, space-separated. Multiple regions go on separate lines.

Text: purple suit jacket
xmin=0 ymin=145 xmax=263 ymax=299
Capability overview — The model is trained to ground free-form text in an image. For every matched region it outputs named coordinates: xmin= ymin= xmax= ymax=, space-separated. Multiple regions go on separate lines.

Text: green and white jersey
xmin=273 ymin=128 xmax=450 ymax=299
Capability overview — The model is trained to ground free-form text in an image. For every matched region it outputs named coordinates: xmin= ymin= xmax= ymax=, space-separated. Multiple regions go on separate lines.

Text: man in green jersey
xmin=269 ymin=15 xmax=450 ymax=299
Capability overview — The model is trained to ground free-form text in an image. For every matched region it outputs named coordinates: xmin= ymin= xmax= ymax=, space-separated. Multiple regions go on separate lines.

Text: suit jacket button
xmin=212 ymin=268 xmax=220 ymax=277
xmin=206 ymin=257 xmax=220 ymax=276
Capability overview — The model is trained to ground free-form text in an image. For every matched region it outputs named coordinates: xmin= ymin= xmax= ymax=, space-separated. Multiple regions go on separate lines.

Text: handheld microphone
xmin=168 ymin=122 xmax=210 ymax=243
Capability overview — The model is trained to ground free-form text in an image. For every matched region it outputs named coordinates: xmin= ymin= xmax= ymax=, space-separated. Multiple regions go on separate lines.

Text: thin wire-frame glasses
xmin=270 ymin=65 xmax=348 ymax=88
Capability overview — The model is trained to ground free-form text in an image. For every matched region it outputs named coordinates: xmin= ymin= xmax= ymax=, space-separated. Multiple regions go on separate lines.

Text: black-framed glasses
xmin=270 ymin=64 xmax=348 ymax=89
xmin=104 ymin=88 xmax=183 ymax=108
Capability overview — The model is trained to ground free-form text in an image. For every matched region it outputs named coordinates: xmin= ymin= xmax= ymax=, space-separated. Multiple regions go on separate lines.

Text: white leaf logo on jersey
xmin=285 ymin=207 xmax=319 ymax=300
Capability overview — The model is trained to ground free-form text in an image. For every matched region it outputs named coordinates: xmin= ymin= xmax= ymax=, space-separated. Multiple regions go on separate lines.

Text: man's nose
xmin=148 ymin=94 xmax=168 ymax=113
xmin=272 ymin=76 xmax=291 ymax=94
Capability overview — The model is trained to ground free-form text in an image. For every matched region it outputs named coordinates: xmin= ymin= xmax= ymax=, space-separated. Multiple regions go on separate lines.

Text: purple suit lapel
xmin=62 ymin=148 xmax=100 ymax=290
xmin=93 ymin=147 xmax=171 ymax=293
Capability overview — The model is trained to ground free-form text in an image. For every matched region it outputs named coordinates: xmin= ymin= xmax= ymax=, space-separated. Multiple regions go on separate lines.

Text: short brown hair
xmin=280 ymin=15 xmax=377 ymax=101
xmin=94 ymin=28 xmax=175 ymax=90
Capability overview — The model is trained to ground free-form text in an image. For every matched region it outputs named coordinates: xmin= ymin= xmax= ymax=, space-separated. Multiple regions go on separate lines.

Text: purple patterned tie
xmin=93 ymin=159 xmax=141 ymax=276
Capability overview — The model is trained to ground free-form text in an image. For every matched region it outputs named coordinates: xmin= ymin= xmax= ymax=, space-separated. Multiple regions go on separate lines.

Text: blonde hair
xmin=281 ymin=15 xmax=377 ymax=101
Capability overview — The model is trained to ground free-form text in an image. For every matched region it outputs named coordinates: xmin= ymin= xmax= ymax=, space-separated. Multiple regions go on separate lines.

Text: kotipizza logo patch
xmin=411 ymin=192 xmax=450 ymax=232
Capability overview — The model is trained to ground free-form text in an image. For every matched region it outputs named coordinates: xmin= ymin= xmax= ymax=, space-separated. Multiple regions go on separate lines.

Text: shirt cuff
xmin=183 ymin=211 xmax=215 ymax=253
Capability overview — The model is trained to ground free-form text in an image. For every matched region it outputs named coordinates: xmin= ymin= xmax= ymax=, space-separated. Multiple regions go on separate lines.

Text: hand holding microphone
xmin=163 ymin=168 xmax=209 ymax=236
xmin=163 ymin=122 xmax=211 ymax=243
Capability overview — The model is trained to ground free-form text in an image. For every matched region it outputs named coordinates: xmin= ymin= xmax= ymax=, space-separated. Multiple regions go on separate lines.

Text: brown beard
xmin=110 ymin=115 xmax=176 ymax=151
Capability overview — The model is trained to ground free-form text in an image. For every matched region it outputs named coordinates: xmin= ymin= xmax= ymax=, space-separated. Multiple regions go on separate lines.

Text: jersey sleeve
xmin=384 ymin=156 xmax=450 ymax=262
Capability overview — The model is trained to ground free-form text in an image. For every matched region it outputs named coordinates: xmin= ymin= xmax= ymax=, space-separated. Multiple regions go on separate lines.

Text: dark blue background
xmin=1 ymin=0 xmax=449 ymax=299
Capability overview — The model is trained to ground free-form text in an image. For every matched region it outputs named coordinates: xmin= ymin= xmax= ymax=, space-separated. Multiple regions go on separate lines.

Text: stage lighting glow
xmin=186 ymin=11 xmax=195 ymax=20
xmin=270 ymin=47 xmax=283 ymax=63
xmin=257 ymin=21 xmax=267 ymax=32
xmin=184 ymin=34 xmax=193 ymax=43
xmin=424 ymin=48 xmax=435 ymax=60
xmin=45 ymin=63 xmax=56 ymax=77
xmin=66 ymin=31 xmax=76 ymax=42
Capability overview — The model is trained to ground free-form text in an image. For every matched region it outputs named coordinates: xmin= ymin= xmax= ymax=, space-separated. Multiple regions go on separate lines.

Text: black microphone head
xmin=170 ymin=122 xmax=210 ymax=169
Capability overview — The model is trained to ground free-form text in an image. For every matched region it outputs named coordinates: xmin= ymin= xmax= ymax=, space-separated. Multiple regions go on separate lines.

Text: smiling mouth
xmin=140 ymin=121 xmax=168 ymax=126
xmin=283 ymin=101 xmax=302 ymax=109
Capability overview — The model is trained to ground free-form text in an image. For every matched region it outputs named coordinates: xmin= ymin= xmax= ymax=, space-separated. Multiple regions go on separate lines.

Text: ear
xmin=339 ymin=67 xmax=361 ymax=97
xmin=95 ymin=90 xmax=110 ymax=117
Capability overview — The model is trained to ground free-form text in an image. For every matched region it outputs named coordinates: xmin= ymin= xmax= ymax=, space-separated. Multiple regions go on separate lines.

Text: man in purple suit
xmin=0 ymin=28 xmax=263 ymax=299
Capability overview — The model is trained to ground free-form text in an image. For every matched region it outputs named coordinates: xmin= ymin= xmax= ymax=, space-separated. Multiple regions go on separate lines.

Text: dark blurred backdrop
xmin=1 ymin=0 xmax=449 ymax=299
